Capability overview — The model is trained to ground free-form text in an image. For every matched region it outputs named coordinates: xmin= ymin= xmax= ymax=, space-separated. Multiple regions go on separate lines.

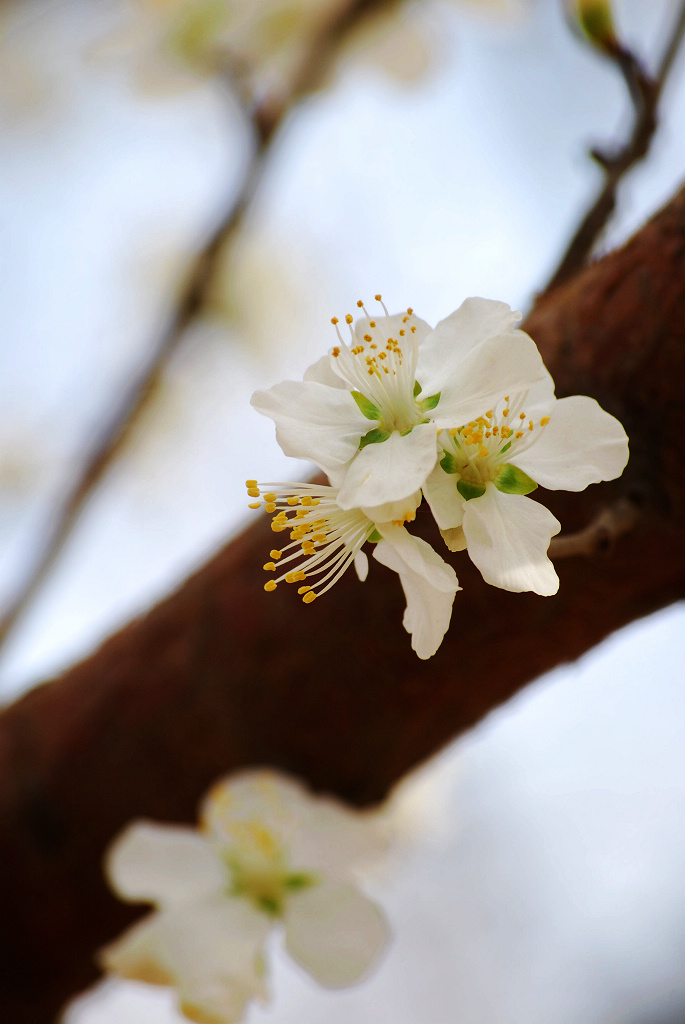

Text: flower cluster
xmin=101 ymin=770 xmax=390 ymax=1024
xmin=249 ymin=296 xmax=629 ymax=657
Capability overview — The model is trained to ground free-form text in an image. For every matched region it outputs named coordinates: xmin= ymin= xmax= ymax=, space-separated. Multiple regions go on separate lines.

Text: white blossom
xmin=246 ymin=480 xmax=459 ymax=659
xmin=423 ymin=372 xmax=629 ymax=594
xmin=101 ymin=771 xmax=391 ymax=1024
xmin=251 ymin=297 xmax=549 ymax=512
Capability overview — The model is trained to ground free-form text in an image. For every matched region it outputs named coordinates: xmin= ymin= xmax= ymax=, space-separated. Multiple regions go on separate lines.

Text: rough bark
xmin=1 ymin=186 xmax=685 ymax=1022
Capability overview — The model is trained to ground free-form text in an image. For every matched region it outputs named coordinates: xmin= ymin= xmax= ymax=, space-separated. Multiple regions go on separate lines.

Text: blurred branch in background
xmin=0 ymin=0 xmax=397 ymax=657
xmin=543 ymin=0 xmax=685 ymax=294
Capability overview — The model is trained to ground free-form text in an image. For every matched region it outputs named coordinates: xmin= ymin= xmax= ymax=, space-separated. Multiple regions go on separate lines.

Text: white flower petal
xmin=440 ymin=525 xmax=467 ymax=552
xmin=422 ymin=462 xmax=464 ymax=530
xmin=462 ymin=485 xmax=560 ymax=595
xmin=373 ymin=526 xmax=459 ymax=658
xmin=428 ymin=331 xmax=549 ymax=429
xmin=100 ymin=896 xmax=270 ymax=1023
xmin=251 ymin=381 xmax=371 ymax=473
xmin=336 ymin=424 xmax=438 ymax=509
xmin=512 ymin=395 xmax=629 ymax=491
xmin=203 ymin=771 xmax=387 ymax=875
xmin=303 ymin=354 xmax=345 ymax=388
xmin=360 ymin=489 xmax=422 ymax=525
xmin=285 ymin=881 xmax=389 ymax=988
xmin=105 ymin=822 xmax=226 ymax=908
xmin=354 ymin=312 xmax=432 ymax=348
xmin=417 ymin=298 xmax=521 ymax=396
xmin=354 ymin=550 xmax=369 ymax=582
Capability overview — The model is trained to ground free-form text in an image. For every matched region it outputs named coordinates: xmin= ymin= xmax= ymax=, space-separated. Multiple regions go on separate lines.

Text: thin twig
xmin=0 ymin=0 xmax=394 ymax=655
xmin=543 ymin=0 xmax=685 ymax=294
xmin=548 ymin=498 xmax=640 ymax=559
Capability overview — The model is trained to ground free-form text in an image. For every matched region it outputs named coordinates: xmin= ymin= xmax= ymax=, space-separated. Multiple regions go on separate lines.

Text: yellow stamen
xmin=270 ymin=550 xmax=282 ymax=560
xmin=245 ymin=479 xmax=257 ymax=488
xmin=357 ymin=299 xmax=364 ymax=307
xmin=303 ymin=591 xmax=317 ymax=604
xmin=264 ymin=581 xmax=277 ymax=592
xmin=248 ymin=502 xmax=261 ymax=509
xmin=502 ymin=409 xmax=509 ymax=417
xmin=345 ymin=314 xmax=353 ymax=325
xmin=375 ymin=293 xmax=382 ymax=301
xmin=331 ymin=317 xmax=339 ymax=325
xmin=263 ymin=562 xmax=276 ymax=571
xmin=264 ymin=503 xmax=276 ymax=513
xmin=247 ymin=488 xmax=260 ymax=498
xmin=478 ymin=447 xmax=489 ymax=458
xmin=263 ymin=492 xmax=276 ymax=502
xmin=298 ymin=586 xmax=311 ymax=595
xmin=540 ymin=416 xmax=550 ymax=426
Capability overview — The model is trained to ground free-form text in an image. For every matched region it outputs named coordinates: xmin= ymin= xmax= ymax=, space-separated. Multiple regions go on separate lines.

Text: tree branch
xmin=549 ymin=497 xmax=640 ymax=558
xmin=0 ymin=0 xmax=397 ymax=656
xmin=543 ymin=1 xmax=685 ymax=294
xmin=0 ymin=181 xmax=684 ymax=1023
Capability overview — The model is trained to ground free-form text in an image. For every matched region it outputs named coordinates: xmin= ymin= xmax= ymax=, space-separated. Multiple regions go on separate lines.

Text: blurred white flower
xmin=251 ymin=297 xmax=548 ymax=511
xmin=423 ymin=373 xmax=629 ymax=595
xmin=247 ymin=481 xmax=459 ymax=659
xmin=101 ymin=770 xmax=391 ymax=1024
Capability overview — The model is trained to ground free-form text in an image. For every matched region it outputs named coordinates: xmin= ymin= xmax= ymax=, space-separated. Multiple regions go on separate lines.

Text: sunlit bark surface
xmin=0 ymin=186 xmax=684 ymax=1022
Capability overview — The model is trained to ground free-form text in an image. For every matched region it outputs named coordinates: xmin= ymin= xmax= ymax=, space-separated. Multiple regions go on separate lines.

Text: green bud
xmin=413 ymin=380 xmax=423 ymax=398
xmin=457 ymin=479 xmax=486 ymax=501
xmin=351 ymin=390 xmax=381 ymax=421
xmin=359 ymin=427 xmax=391 ymax=449
xmin=576 ymin=0 xmax=617 ymax=49
xmin=494 ymin=464 xmax=538 ymax=495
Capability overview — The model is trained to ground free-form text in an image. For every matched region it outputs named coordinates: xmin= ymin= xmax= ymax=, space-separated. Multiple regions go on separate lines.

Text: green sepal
xmin=284 ymin=872 xmax=317 ymax=892
xmin=359 ymin=427 xmax=391 ymax=449
xmin=457 ymin=479 xmax=486 ymax=501
xmin=400 ymin=425 xmax=414 ymax=437
xmin=351 ymin=390 xmax=381 ymax=420
xmin=420 ymin=392 xmax=440 ymax=412
xmin=256 ymin=894 xmax=281 ymax=916
xmin=500 ymin=440 xmax=512 ymax=454
xmin=440 ymin=451 xmax=459 ymax=474
xmin=413 ymin=380 xmax=422 ymax=398
xmin=368 ymin=529 xmax=383 ymax=543
xmin=494 ymin=464 xmax=538 ymax=495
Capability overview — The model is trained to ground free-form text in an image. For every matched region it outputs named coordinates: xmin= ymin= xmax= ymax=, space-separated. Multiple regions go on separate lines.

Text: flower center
xmin=439 ymin=393 xmax=550 ymax=498
xmin=223 ymin=819 xmax=317 ymax=917
xmin=246 ymin=481 xmax=374 ymax=602
xmin=329 ymin=298 xmax=436 ymax=440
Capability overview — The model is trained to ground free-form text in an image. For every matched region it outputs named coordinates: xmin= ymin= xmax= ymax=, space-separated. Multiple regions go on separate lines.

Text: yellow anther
xmin=485 ymin=431 xmax=491 ymax=438
xmin=468 ymin=421 xmax=477 ymax=428
xmin=286 ymin=496 xmax=299 ymax=506
xmin=248 ymin=502 xmax=261 ymax=510
xmin=515 ymin=431 xmax=523 ymax=439
xmin=298 ymin=585 xmax=311 ymax=594
xmin=295 ymin=509 xmax=308 ymax=518
xmin=363 ymin=334 xmax=372 ymax=341
xmin=368 ymin=367 xmax=374 ymax=375
xmin=270 ymin=550 xmax=282 ymax=560
xmin=332 ymin=346 xmax=340 ymax=357
xmin=285 ymin=572 xmax=298 ymax=584
xmin=312 ymin=533 xmax=327 ymax=543
xmin=411 ymin=326 xmax=416 ymax=333
xmin=383 ymin=366 xmax=389 ymax=373
xmin=399 ymin=329 xmax=405 ymax=336
xmin=247 ymin=488 xmax=260 ymax=498
xmin=271 ymin=523 xmax=287 ymax=533
xmin=528 ymin=420 xmax=534 ymax=431
xmin=540 ymin=416 xmax=550 ymax=426
xmin=263 ymin=562 xmax=276 ymax=571
xmin=331 ymin=317 xmax=339 ymax=325
xmin=503 ymin=409 xmax=509 ymax=417
xmin=449 ymin=428 xmax=458 ymax=436
xmin=407 ymin=307 xmax=413 ymax=314
xmin=264 ymin=580 xmax=277 ymax=592
xmin=301 ymin=496 xmax=314 ymax=506
xmin=519 ymin=412 xmax=526 ymax=420
xmin=245 ymin=479 xmax=258 ymax=488
xmin=264 ymin=503 xmax=276 ymax=513
xmin=311 ymin=499 xmax=320 ymax=506
xmin=486 ymin=410 xmax=493 ymax=418
xmin=357 ymin=299 xmax=364 ymax=307
xmin=370 ymin=343 xmax=377 ymax=349
xmin=504 ymin=396 xmax=510 ymax=402
xmin=302 ymin=543 xmax=316 ymax=555
xmin=492 ymin=426 xmax=499 ymax=436
xmin=303 ymin=591 xmax=317 ymax=604
xmin=478 ymin=447 xmax=489 ymax=458
xmin=402 ymin=316 xmax=409 ymax=323
xmin=345 ymin=314 xmax=353 ymax=325
xmin=369 ymin=320 xmax=376 ymax=327
xmin=375 ymin=293 xmax=382 ymax=301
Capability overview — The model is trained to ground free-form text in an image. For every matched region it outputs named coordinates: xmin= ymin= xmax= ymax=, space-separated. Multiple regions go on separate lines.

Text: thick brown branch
xmin=549 ymin=497 xmax=640 ymax=558
xmin=544 ymin=1 xmax=685 ymax=294
xmin=1 ymin=186 xmax=685 ymax=1023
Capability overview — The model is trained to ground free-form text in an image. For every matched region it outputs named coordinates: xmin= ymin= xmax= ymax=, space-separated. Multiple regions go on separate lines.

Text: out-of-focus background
xmin=0 ymin=0 xmax=684 ymax=1020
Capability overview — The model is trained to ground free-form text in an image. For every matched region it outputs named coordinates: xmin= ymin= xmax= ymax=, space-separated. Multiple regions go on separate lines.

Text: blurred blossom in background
xmin=0 ymin=0 xmax=684 ymax=1021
